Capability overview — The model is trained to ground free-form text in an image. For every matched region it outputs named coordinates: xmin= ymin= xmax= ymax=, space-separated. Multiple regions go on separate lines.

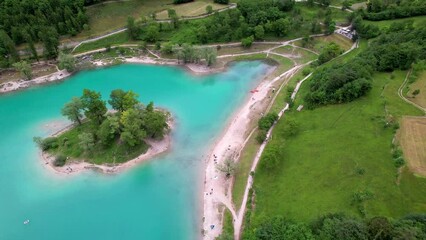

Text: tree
xmin=258 ymin=112 xmax=278 ymax=130
xmin=256 ymin=217 xmax=314 ymax=240
xmin=143 ymin=110 xmax=168 ymax=139
xmin=202 ymin=47 xmax=217 ymax=66
xmin=324 ymin=10 xmax=336 ymax=35
xmin=22 ymin=33 xmax=38 ymax=61
xmin=98 ymin=115 xmax=120 ymax=146
xmin=61 ymin=97 xmax=84 ymax=125
xmin=120 ymin=109 xmax=146 ymax=147
xmin=38 ymin=27 xmax=59 ymax=59
xmin=318 ymin=218 xmax=368 ymax=240
xmin=143 ymin=22 xmax=160 ymax=42
xmin=241 ymin=35 xmax=254 ymax=48
xmin=367 ymin=217 xmax=393 ymax=240
xmin=12 ymin=61 xmax=32 ymax=80
xmin=161 ymin=42 xmax=174 ymax=55
xmin=127 ymin=16 xmax=139 ymax=40
xmin=81 ymin=89 xmax=107 ymax=125
xmin=216 ymin=158 xmax=237 ymax=177
xmin=273 ymin=18 xmax=291 ymax=37
xmin=109 ymin=89 xmax=139 ymax=113
xmin=78 ymin=133 xmax=95 ymax=152
xmin=317 ymin=42 xmax=343 ymax=65
xmin=254 ymin=25 xmax=265 ymax=40
xmin=58 ymin=53 xmax=76 ymax=72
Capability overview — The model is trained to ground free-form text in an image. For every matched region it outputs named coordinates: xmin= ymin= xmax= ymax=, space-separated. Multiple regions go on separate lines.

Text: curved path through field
xmin=71 ymin=3 xmax=237 ymax=52
xmin=398 ymin=70 xmax=426 ymax=113
xmin=202 ymin=38 xmax=358 ymax=240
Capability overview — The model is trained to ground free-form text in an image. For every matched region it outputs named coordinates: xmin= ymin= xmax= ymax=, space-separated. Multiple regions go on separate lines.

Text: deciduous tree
xmin=81 ymin=89 xmax=107 ymax=125
xmin=61 ymin=97 xmax=84 ymax=125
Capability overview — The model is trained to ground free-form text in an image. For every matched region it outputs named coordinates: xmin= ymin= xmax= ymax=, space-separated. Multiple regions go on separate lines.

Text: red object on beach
xmin=250 ymin=89 xmax=259 ymax=93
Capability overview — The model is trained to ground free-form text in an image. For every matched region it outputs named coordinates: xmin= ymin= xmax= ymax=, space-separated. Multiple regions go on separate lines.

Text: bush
xmin=256 ymin=130 xmax=267 ymax=144
xmin=34 ymin=137 xmax=59 ymax=151
xmin=214 ymin=0 xmax=229 ymax=4
xmin=258 ymin=112 xmax=279 ymax=131
xmin=53 ymin=155 xmax=67 ymax=167
xmin=241 ymin=35 xmax=254 ymax=48
xmin=206 ymin=5 xmax=213 ymax=14
xmin=394 ymin=157 xmax=405 ymax=168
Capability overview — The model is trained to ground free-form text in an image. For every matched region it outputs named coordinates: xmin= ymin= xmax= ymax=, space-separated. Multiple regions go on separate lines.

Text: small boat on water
xmin=23 ymin=220 xmax=30 ymax=225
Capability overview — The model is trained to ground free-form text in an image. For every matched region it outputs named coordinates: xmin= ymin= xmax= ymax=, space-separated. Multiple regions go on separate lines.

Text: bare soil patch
xmin=399 ymin=117 xmax=426 ymax=176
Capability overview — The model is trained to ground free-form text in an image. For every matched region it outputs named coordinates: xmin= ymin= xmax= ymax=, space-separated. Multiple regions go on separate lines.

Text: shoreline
xmin=0 ymin=54 xmax=265 ymax=95
xmin=201 ymin=62 xmax=304 ymax=239
xmin=201 ymin=64 xmax=285 ymax=239
xmin=40 ymin=118 xmax=173 ymax=176
xmin=40 ymin=132 xmax=172 ymax=176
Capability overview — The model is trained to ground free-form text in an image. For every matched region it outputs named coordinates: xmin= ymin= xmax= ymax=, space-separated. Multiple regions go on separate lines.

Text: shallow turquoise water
xmin=0 ymin=62 xmax=269 ymax=240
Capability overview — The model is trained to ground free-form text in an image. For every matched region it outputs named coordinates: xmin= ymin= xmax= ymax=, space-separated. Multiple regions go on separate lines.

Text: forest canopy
xmin=0 ymin=0 xmax=88 ymax=45
xmin=305 ymin=22 xmax=426 ymax=108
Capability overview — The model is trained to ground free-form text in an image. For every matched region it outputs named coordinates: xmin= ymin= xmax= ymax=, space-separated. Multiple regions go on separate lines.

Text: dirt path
xmin=204 ymin=40 xmax=358 ymax=240
xmin=202 ymin=63 xmax=303 ymax=240
xmin=71 ymin=4 xmax=237 ymax=53
xmin=233 ymin=72 xmax=312 ymax=239
xmin=398 ymin=70 xmax=426 ymax=113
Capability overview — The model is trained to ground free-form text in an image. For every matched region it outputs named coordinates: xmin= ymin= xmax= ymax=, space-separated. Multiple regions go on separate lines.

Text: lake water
xmin=0 ymin=62 xmax=270 ymax=240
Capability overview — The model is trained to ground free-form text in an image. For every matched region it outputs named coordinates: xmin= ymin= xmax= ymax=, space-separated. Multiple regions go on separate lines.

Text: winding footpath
xmin=202 ymin=39 xmax=358 ymax=240
xmin=71 ymin=3 xmax=237 ymax=52
xmin=398 ymin=70 xmax=426 ymax=113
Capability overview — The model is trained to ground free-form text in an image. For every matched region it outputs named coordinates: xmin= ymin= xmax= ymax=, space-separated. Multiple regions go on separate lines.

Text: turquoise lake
xmin=0 ymin=62 xmax=270 ymax=240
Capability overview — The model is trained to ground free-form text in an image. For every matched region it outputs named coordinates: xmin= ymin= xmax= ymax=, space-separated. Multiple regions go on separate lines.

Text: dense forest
xmin=0 ymin=0 xmax=89 ymax=66
xmin=238 ymin=213 xmax=426 ymax=240
xmin=0 ymin=0 xmax=88 ymax=43
xmin=304 ymin=22 xmax=426 ymax=108
xmin=363 ymin=0 xmax=426 ymax=20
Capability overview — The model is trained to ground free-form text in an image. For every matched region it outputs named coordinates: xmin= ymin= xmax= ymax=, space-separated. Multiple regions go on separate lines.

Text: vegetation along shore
xmin=34 ymin=89 xmax=171 ymax=175
xmin=1 ymin=0 xmax=426 ymax=239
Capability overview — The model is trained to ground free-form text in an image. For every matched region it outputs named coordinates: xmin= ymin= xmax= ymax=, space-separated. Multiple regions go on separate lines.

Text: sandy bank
xmin=40 ymin=133 xmax=171 ymax=176
xmin=40 ymin=118 xmax=173 ymax=176
xmin=202 ymin=64 xmax=303 ymax=240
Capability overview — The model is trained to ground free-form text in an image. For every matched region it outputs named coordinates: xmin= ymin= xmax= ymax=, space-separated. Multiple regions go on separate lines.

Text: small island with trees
xmin=34 ymin=89 xmax=171 ymax=173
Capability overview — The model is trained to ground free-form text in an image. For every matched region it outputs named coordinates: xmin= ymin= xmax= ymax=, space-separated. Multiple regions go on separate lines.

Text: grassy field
xmin=294 ymin=33 xmax=354 ymax=54
xmin=76 ymin=0 xmax=170 ymax=40
xmin=297 ymin=3 xmax=350 ymax=24
xmin=365 ymin=16 xmax=426 ymax=30
xmin=230 ymin=51 xmax=312 ymax=210
xmin=232 ymin=67 xmax=309 ymax=210
xmin=72 ymin=0 xmax=226 ymax=40
xmin=220 ymin=208 xmax=234 ymax=239
xmin=272 ymin=45 xmax=318 ymax=64
xmin=250 ymin=70 xmax=426 ymax=223
xmin=156 ymin=0 xmax=225 ymax=19
xmin=405 ymin=71 xmax=426 ymax=108
xmin=399 ymin=117 xmax=426 ymax=177
xmin=217 ymin=44 xmax=279 ymax=56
